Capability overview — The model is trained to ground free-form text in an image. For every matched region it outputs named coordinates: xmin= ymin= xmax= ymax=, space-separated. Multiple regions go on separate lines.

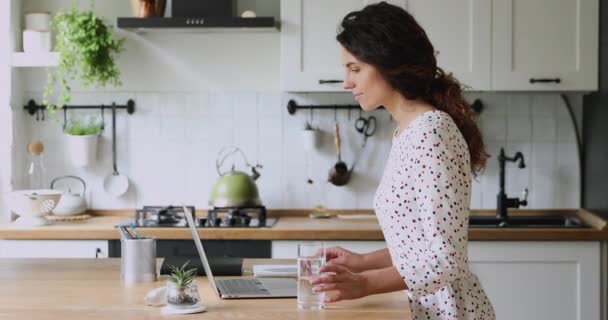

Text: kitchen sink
xmin=468 ymin=215 xmax=589 ymax=228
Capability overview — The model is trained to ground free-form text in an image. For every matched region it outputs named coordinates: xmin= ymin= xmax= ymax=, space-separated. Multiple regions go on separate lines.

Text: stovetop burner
xmin=130 ymin=205 xmax=276 ymax=228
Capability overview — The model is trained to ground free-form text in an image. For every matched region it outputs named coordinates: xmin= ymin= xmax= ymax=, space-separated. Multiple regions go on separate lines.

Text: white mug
xmin=25 ymin=12 xmax=51 ymax=31
xmin=23 ymin=30 xmax=51 ymax=53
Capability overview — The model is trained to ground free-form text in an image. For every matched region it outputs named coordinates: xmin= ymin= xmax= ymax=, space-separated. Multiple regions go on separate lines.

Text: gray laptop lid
xmin=183 ymin=206 xmax=221 ymax=297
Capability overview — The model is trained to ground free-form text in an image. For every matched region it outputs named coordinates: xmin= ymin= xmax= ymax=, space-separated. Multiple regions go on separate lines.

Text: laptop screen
xmin=183 ymin=206 xmax=221 ymax=297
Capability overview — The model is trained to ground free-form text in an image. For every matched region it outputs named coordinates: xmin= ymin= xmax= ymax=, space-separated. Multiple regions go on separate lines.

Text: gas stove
xmin=130 ymin=205 xmax=276 ymax=228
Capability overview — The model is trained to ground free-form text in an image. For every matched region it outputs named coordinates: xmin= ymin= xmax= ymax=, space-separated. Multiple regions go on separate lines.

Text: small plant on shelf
xmin=166 ymin=261 xmax=200 ymax=306
xmin=43 ymin=1 xmax=125 ymax=114
xmin=64 ymin=115 xmax=102 ymax=167
xmin=64 ymin=115 xmax=103 ymax=136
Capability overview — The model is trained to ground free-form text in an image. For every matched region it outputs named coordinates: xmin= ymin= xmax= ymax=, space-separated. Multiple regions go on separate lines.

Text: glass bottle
xmin=27 ymin=140 xmax=46 ymax=189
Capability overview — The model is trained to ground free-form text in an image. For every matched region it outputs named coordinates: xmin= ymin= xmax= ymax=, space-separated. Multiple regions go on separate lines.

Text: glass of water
xmin=297 ymin=241 xmax=326 ymax=310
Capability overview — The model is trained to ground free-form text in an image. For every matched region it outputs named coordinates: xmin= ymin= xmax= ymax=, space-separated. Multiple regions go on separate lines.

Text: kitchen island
xmin=0 ymin=258 xmax=412 ymax=320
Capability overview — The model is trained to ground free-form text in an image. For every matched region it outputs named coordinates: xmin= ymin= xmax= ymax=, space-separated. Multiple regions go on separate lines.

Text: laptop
xmin=182 ymin=206 xmax=296 ymax=299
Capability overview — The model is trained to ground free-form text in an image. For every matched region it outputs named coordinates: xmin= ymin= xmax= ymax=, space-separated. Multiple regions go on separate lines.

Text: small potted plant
xmin=64 ymin=115 xmax=102 ymax=167
xmin=43 ymin=2 xmax=125 ymax=115
xmin=166 ymin=261 xmax=200 ymax=307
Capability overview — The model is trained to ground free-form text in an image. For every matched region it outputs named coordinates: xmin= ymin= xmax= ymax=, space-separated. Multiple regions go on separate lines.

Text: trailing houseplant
xmin=64 ymin=115 xmax=103 ymax=167
xmin=43 ymin=1 xmax=125 ymax=114
xmin=166 ymin=261 xmax=200 ymax=307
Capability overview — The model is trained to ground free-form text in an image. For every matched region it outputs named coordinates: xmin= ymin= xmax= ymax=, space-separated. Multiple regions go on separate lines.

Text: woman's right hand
xmin=324 ymin=246 xmax=367 ymax=273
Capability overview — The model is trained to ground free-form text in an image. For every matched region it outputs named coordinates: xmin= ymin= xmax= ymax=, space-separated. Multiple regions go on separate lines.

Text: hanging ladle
xmin=103 ymin=103 xmax=129 ymax=197
xmin=328 ymin=112 xmax=351 ymax=186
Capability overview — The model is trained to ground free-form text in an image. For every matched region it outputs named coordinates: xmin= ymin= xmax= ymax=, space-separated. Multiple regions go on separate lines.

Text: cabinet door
xmin=469 ymin=241 xmax=600 ymax=320
xmin=0 ymin=240 xmax=109 ymax=258
xmin=492 ymin=0 xmax=598 ymax=91
xmin=405 ymin=0 xmax=491 ymax=90
xmin=280 ymin=0 xmax=406 ymax=92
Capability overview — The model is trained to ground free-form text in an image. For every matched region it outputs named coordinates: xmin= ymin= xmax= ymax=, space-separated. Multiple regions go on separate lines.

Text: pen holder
xmin=121 ymin=236 xmax=157 ymax=284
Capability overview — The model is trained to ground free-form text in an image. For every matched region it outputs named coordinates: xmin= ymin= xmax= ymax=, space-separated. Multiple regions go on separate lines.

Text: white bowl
xmin=7 ymin=189 xmax=62 ymax=226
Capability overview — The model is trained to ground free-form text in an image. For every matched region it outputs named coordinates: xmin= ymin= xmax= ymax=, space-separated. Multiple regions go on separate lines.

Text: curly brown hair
xmin=337 ymin=2 xmax=489 ymax=175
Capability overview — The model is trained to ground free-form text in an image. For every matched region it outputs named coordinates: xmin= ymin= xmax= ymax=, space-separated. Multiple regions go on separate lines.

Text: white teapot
xmin=50 ymin=175 xmax=87 ymax=216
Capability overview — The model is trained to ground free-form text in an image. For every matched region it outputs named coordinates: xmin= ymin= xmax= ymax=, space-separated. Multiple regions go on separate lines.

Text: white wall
xmin=6 ymin=0 xmax=582 ymax=215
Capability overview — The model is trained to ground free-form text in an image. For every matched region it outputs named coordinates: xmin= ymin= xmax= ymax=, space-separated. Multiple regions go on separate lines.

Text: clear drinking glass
xmin=297 ymin=241 xmax=326 ymax=310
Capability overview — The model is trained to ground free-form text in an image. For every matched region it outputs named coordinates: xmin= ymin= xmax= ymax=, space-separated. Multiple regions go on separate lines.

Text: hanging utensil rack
xmin=24 ymin=99 xmax=136 ymax=133
xmin=286 ymin=99 xmax=484 ymax=115
xmin=24 ymin=99 xmax=136 ymax=120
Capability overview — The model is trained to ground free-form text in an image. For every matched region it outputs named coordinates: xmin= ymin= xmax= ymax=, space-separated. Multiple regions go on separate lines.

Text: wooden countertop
xmin=0 ymin=209 xmax=607 ymax=241
xmin=0 ymin=258 xmax=412 ymax=320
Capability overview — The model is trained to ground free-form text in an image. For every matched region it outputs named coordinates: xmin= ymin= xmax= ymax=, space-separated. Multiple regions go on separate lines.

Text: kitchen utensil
xmin=50 ymin=175 xmax=87 ymax=216
xmin=210 ymin=146 xmax=263 ymax=207
xmin=7 ymin=189 xmax=62 ymax=226
xmin=103 ymin=104 xmax=129 ymax=197
xmin=121 ymin=236 xmax=157 ymax=284
xmin=354 ymin=115 xmax=377 ymax=148
xmin=129 ymin=223 xmax=141 ymax=239
xmin=328 ymin=123 xmax=351 ymax=186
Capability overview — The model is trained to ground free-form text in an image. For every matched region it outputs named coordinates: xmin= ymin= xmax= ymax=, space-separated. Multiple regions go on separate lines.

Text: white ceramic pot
xmin=7 ymin=189 xmax=62 ymax=226
xmin=300 ymin=129 xmax=320 ymax=151
xmin=65 ymin=134 xmax=99 ymax=167
xmin=23 ymin=30 xmax=51 ymax=53
xmin=24 ymin=12 xmax=51 ymax=31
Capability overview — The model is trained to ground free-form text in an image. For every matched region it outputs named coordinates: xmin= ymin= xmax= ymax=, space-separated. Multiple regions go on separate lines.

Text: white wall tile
xmin=479 ymin=115 xmax=507 ymax=142
xmin=532 ymin=117 xmax=557 ymax=141
xmin=506 ymin=116 xmax=532 ymax=141
xmin=15 ymin=91 xmax=582 ymax=211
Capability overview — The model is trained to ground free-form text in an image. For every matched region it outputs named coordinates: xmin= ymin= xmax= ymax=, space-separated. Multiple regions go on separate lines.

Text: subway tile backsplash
xmin=21 ymin=91 xmax=581 ymax=210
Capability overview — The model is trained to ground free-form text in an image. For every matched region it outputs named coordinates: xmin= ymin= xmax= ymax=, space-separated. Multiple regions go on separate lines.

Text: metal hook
xmin=63 ymin=107 xmax=67 ymax=132
xmin=348 ymin=108 xmax=351 ymax=120
xmin=100 ymin=105 xmax=105 ymax=131
xmin=308 ymin=107 xmax=313 ymax=125
xmin=41 ymin=109 xmax=45 ymax=121
xmin=35 ymin=109 xmax=39 ymax=121
xmin=334 ymin=107 xmax=337 ymax=122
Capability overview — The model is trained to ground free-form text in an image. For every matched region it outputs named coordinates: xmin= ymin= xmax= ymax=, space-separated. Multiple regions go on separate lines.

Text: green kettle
xmin=209 ymin=147 xmax=263 ymax=208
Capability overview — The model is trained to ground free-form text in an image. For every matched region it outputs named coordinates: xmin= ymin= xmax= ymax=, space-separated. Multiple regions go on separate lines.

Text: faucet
xmin=497 ymin=148 xmax=529 ymax=221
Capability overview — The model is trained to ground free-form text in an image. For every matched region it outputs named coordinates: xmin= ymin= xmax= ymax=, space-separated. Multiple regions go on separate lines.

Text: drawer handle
xmin=529 ymin=78 xmax=561 ymax=84
xmin=319 ymin=79 xmax=343 ymax=84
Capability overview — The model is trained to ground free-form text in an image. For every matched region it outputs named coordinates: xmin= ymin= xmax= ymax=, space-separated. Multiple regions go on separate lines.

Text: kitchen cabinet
xmin=469 ymin=241 xmax=601 ymax=320
xmin=280 ymin=0 xmax=407 ymax=92
xmin=404 ymin=0 xmax=491 ymax=90
xmin=280 ymin=0 xmax=490 ymax=92
xmin=273 ymin=240 xmax=601 ymax=320
xmin=280 ymin=0 xmax=598 ymax=92
xmin=0 ymin=240 xmax=108 ymax=258
xmin=491 ymin=0 xmax=598 ymax=91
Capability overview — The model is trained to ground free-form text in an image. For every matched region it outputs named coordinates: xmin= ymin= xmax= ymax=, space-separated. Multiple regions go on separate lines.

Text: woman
xmin=310 ymin=2 xmax=495 ymax=319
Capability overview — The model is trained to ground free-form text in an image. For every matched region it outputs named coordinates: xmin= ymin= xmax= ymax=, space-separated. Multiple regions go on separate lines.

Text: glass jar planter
xmin=166 ymin=281 xmax=200 ymax=307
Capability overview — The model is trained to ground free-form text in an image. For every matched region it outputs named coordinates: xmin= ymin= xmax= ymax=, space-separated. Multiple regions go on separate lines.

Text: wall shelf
xmin=11 ymin=52 xmax=59 ymax=67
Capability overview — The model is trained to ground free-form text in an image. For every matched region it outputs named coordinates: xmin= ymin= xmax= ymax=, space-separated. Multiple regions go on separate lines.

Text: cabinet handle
xmin=529 ymin=78 xmax=561 ymax=84
xmin=318 ymin=79 xmax=343 ymax=84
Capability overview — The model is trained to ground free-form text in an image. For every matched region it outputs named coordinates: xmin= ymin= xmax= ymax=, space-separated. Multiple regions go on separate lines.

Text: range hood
xmin=116 ymin=17 xmax=279 ymax=32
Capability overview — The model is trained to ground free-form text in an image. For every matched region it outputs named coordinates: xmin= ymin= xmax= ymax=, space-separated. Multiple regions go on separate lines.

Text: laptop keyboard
xmin=218 ymin=279 xmax=270 ymax=295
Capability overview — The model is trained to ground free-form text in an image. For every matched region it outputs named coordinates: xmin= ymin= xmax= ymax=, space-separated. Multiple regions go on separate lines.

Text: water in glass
xmin=297 ymin=256 xmax=325 ymax=310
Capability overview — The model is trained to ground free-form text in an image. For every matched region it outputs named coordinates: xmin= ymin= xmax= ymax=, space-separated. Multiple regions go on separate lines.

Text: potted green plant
xmin=64 ymin=115 xmax=103 ymax=167
xmin=166 ymin=261 xmax=200 ymax=307
xmin=43 ymin=1 xmax=125 ymax=114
